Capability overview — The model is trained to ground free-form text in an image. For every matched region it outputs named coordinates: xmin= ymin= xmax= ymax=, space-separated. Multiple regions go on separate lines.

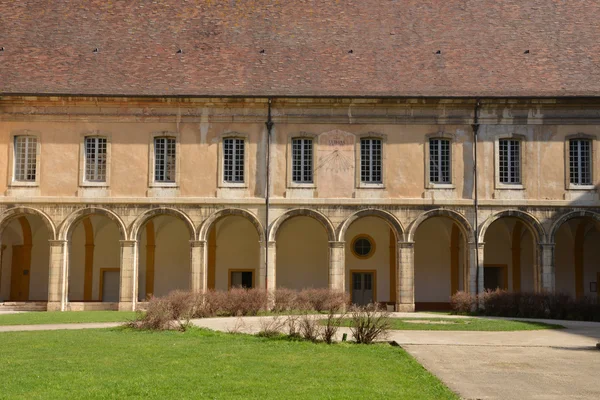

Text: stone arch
xmin=0 ymin=206 xmax=56 ymax=241
xmin=407 ymin=209 xmax=474 ymax=243
xmin=549 ymin=210 xmax=600 ymax=244
xmin=129 ymin=207 xmax=196 ymax=241
xmin=198 ymin=208 xmax=264 ymax=242
xmin=59 ymin=207 xmax=127 ymax=241
xmin=336 ymin=209 xmax=404 ymax=242
xmin=478 ymin=210 xmax=545 ymax=244
xmin=268 ymin=209 xmax=336 ymax=242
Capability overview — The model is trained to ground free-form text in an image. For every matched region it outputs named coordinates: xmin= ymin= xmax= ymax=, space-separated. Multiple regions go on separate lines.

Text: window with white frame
xmin=429 ymin=138 xmax=451 ymax=184
xmin=223 ymin=138 xmax=245 ymax=183
xmin=498 ymin=139 xmax=521 ymax=184
xmin=84 ymin=136 xmax=107 ymax=182
xmin=569 ymin=139 xmax=592 ymax=186
xmin=154 ymin=137 xmax=176 ymax=182
xmin=13 ymin=136 xmax=38 ymax=182
xmin=292 ymin=138 xmax=313 ymax=183
xmin=360 ymin=138 xmax=382 ymax=184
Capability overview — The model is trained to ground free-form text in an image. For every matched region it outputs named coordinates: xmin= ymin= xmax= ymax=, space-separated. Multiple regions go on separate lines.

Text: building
xmin=0 ymin=1 xmax=599 ymax=312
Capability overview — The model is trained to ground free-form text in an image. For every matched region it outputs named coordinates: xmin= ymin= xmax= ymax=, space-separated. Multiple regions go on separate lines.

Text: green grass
xmin=0 ymin=311 xmax=138 ymax=326
xmin=336 ymin=317 xmax=564 ymax=331
xmin=0 ymin=328 xmax=457 ymax=399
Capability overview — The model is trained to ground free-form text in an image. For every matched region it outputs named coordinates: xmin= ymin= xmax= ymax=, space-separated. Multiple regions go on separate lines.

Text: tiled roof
xmin=1 ymin=0 xmax=600 ymax=97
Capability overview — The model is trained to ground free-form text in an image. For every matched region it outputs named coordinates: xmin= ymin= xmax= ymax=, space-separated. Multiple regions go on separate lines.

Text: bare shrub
xmin=130 ymin=290 xmax=198 ymax=331
xmin=322 ymin=309 xmax=346 ymax=344
xmin=299 ymin=313 xmax=322 ymax=342
xmin=272 ymin=288 xmax=299 ymax=313
xmin=284 ymin=314 xmax=302 ymax=338
xmin=216 ymin=288 xmax=268 ymax=316
xmin=226 ymin=317 xmax=246 ymax=334
xmin=257 ymin=315 xmax=286 ymax=338
xmin=349 ymin=303 xmax=391 ymax=344
xmin=450 ymin=291 xmax=476 ymax=314
xmin=297 ymin=288 xmax=349 ymax=312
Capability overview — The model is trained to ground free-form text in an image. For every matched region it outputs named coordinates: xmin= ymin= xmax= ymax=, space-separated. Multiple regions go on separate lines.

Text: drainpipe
xmin=264 ymin=99 xmax=274 ymax=291
xmin=472 ymin=99 xmax=481 ymax=295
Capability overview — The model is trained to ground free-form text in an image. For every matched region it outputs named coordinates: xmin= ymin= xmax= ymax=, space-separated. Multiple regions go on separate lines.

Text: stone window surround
xmin=355 ymin=132 xmax=386 ymax=189
xmin=147 ymin=131 xmax=181 ymax=188
xmin=564 ymin=133 xmax=596 ymax=191
xmin=8 ymin=130 xmax=41 ymax=188
xmin=218 ymin=132 xmax=249 ymax=189
xmin=494 ymin=133 xmax=526 ymax=191
xmin=79 ymin=131 xmax=111 ymax=188
xmin=424 ymin=132 xmax=456 ymax=190
xmin=350 ymin=233 xmax=376 ymax=259
xmin=286 ymin=132 xmax=318 ymax=189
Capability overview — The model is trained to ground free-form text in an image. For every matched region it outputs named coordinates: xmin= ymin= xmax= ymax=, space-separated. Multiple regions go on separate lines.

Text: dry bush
xmin=349 ymin=303 xmax=391 ymax=344
xmin=257 ymin=316 xmax=286 ymax=338
xmin=272 ymin=288 xmax=299 ymax=312
xmin=131 ymin=290 xmax=199 ymax=331
xmin=297 ymin=288 xmax=349 ymax=312
xmin=322 ymin=309 xmax=346 ymax=344
xmin=210 ymin=288 xmax=268 ymax=316
xmin=284 ymin=314 xmax=302 ymax=338
xmin=299 ymin=313 xmax=322 ymax=342
xmin=450 ymin=291 xmax=476 ymax=314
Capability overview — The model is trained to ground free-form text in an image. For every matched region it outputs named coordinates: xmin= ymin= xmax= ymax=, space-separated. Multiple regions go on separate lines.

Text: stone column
xmin=468 ymin=242 xmax=485 ymax=296
xmin=190 ymin=240 xmax=207 ymax=293
xmin=259 ymin=241 xmax=276 ymax=291
xmin=540 ymin=243 xmax=555 ymax=293
xmin=47 ymin=240 xmax=68 ymax=312
xmin=397 ymin=242 xmax=415 ymax=312
xmin=328 ymin=241 xmax=345 ymax=292
xmin=118 ymin=240 xmax=137 ymax=312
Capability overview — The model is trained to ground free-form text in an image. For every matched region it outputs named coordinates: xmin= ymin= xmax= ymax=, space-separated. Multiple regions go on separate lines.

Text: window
xmin=351 ymin=235 xmax=375 ymax=259
xmin=569 ymin=139 xmax=592 ymax=186
xmin=13 ymin=136 xmax=37 ymax=182
xmin=230 ymin=270 xmax=253 ymax=289
xmin=429 ymin=138 xmax=451 ymax=184
xmin=498 ymin=139 xmax=521 ymax=184
xmin=360 ymin=138 xmax=382 ymax=183
xmin=223 ymin=138 xmax=245 ymax=183
xmin=292 ymin=138 xmax=313 ymax=183
xmin=154 ymin=137 xmax=176 ymax=182
xmin=84 ymin=137 xmax=107 ymax=182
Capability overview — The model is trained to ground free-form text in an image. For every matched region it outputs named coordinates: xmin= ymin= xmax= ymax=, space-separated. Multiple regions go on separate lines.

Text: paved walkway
xmin=1 ymin=313 xmax=599 ymax=399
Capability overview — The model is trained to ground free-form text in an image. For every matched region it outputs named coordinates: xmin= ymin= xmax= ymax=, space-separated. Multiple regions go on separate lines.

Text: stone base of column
xmin=119 ymin=301 xmax=135 ymax=312
xmin=396 ymin=303 xmax=415 ymax=312
xmin=47 ymin=301 xmax=63 ymax=312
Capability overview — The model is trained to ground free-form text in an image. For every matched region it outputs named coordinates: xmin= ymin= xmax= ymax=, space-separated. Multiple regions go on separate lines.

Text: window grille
xmin=569 ymin=139 xmax=592 ymax=185
xmin=223 ymin=138 xmax=245 ymax=183
xmin=154 ymin=137 xmax=176 ymax=182
xmin=429 ymin=139 xmax=451 ymax=183
xmin=499 ymin=139 xmax=521 ymax=184
xmin=14 ymin=136 xmax=37 ymax=182
xmin=84 ymin=137 xmax=107 ymax=182
xmin=360 ymin=138 xmax=382 ymax=183
xmin=292 ymin=138 xmax=313 ymax=183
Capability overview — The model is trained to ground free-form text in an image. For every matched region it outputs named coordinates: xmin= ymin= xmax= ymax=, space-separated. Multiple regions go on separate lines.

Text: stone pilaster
xmin=259 ymin=241 xmax=276 ymax=291
xmin=118 ymin=240 xmax=137 ymax=311
xmin=468 ymin=242 xmax=485 ymax=296
xmin=328 ymin=241 xmax=345 ymax=292
xmin=397 ymin=242 xmax=415 ymax=312
xmin=190 ymin=240 xmax=207 ymax=293
xmin=540 ymin=243 xmax=555 ymax=292
xmin=47 ymin=240 xmax=68 ymax=312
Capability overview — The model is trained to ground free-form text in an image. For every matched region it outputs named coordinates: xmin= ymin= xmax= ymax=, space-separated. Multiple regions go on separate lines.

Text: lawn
xmin=338 ymin=317 xmax=564 ymax=331
xmin=0 ymin=328 xmax=457 ymax=399
xmin=0 ymin=311 xmax=138 ymax=326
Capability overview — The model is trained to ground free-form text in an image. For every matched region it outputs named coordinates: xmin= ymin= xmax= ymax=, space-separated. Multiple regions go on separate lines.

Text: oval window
xmin=351 ymin=235 xmax=375 ymax=258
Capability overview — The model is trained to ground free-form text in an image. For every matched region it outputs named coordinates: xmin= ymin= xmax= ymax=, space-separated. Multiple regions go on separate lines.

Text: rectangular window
xmin=84 ymin=137 xmax=107 ymax=182
xmin=154 ymin=137 xmax=176 ymax=182
xmin=360 ymin=138 xmax=382 ymax=183
xmin=429 ymin=139 xmax=451 ymax=184
xmin=569 ymin=139 xmax=592 ymax=185
xmin=14 ymin=136 xmax=37 ymax=182
xmin=230 ymin=271 xmax=253 ymax=289
xmin=499 ymin=139 xmax=521 ymax=184
xmin=223 ymin=138 xmax=245 ymax=183
xmin=292 ymin=138 xmax=313 ymax=183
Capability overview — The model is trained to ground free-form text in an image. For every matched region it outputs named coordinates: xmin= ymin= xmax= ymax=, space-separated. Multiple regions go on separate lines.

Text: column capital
xmin=259 ymin=240 xmax=277 ymax=248
xmin=119 ymin=240 xmax=137 ymax=247
xmin=398 ymin=241 xmax=415 ymax=248
xmin=328 ymin=241 xmax=345 ymax=248
xmin=468 ymin=241 xmax=485 ymax=248
xmin=48 ymin=239 xmax=67 ymax=246
xmin=540 ymin=242 xmax=556 ymax=248
xmin=190 ymin=240 xmax=207 ymax=248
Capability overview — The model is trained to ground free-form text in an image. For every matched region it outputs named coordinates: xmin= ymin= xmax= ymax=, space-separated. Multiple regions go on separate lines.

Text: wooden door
xmin=10 ymin=245 xmax=30 ymax=301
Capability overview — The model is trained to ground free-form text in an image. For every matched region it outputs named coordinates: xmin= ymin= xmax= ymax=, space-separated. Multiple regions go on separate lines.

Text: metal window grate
xmin=84 ymin=137 xmax=107 ymax=182
xmin=429 ymin=139 xmax=451 ymax=183
xmin=499 ymin=139 xmax=521 ymax=184
xmin=292 ymin=138 xmax=313 ymax=183
xmin=360 ymin=138 xmax=382 ymax=183
xmin=14 ymin=136 xmax=37 ymax=182
xmin=224 ymin=138 xmax=245 ymax=183
xmin=154 ymin=137 xmax=176 ymax=182
xmin=569 ymin=139 xmax=592 ymax=185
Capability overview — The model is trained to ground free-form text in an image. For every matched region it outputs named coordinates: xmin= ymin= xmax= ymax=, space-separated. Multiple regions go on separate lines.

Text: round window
xmin=351 ymin=235 xmax=375 ymax=258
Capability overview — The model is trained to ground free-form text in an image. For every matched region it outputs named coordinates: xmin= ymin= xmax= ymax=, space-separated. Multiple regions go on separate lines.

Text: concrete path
xmin=0 ymin=322 xmax=123 ymax=332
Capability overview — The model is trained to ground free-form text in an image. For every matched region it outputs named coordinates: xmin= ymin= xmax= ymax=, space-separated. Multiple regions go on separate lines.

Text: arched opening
xmin=137 ymin=215 xmax=192 ymax=300
xmin=343 ymin=216 xmax=398 ymax=306
xmin=276 ymin=216 xmax=329 ymax=290
xmin=414 ymin=217 xmax=467 ymax=311
xmin=208 ymin=216 xmax=261 ymax=290
xmin=483 ymin=217 xmax=538 ymax=292
xmin=0 ymin=214 xmax=50 ymax=302
xmin=67 ymin=215 xmax=121 ymax=308
xmin=554 ymin=216 xmax=600 ymax=298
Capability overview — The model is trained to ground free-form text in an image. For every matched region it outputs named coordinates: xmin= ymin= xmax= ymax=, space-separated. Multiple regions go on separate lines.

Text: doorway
xmin=100 ymin=269 xmax=120 ymax=302
xmin=484 ymin=265 xmax=508 ymax=291
xmin=351 ymin=271 xmax=375 ymax=305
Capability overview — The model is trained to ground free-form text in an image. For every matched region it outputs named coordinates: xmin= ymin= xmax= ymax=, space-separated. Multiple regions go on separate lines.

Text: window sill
xmin=426 ymin=183 xmax=455 ymax=190
xmin=357 ymin=183 xmax=385 ymax=189
xmin=287 ymin=183 xmax=316 ymax=189
xmin=495 ymin=184 xmax=525 ymax=190
xmin=80 ymin=182 xmax=109 ymax=188
xmin=219 ymin=182 xmax=248 ymax=189
xmin=9 ymin=181 xmax=39 ymax=188
xmin=566 ymin=185 xmax=596 ymax=191
xmin=149 ymin=182 xmax=178 ymax=188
